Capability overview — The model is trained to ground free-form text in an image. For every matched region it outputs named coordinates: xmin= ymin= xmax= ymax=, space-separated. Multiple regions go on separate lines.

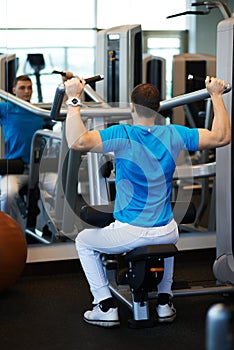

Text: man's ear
xmin=12 ymin=87 xmax=16 ymax=95
xmin=130 ymin=102 xmax=135 ymax=113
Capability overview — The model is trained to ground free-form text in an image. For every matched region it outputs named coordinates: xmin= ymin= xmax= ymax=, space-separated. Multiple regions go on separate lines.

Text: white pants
xmin=76 ymin=219 xmax=179 ymax=304
xmin=0 ymin=173 xmax=29 ymax=221
xmin=0 ymin=171 xmax=57 ymax=223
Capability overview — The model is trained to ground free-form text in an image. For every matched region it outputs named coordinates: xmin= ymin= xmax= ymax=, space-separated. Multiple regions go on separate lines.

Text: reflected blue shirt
xmin=100 ymin=124 xmax=199 ymax=227
xmin=0 ymin=102 xmax=44 ymax=164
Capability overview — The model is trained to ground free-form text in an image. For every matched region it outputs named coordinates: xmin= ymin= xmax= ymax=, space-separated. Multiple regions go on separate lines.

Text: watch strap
xmin=66 ymin=97 xmax=81 ymax=106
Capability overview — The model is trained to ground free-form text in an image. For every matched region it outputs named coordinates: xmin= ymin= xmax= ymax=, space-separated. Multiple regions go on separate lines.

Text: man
xmin=0 ymin=75 xmax=46 ymax=222
xmin=64 ymin=76 xmax=230 ymax=327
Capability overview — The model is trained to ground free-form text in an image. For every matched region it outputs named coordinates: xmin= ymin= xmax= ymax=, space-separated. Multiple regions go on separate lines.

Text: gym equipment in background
xmin=172 ymin=53 xmax=216 ymax=127
xmin=142 ymin=54 xmax=166 ymax=100
xmin=26 ymin=53 xmax=45 ymax=103
xmin=96 ymin=24 xmax=142 ymax=103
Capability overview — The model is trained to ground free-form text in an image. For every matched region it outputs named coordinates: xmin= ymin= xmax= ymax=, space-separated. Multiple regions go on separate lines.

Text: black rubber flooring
xmin=0 ymin=249 xmax=233 ymax=350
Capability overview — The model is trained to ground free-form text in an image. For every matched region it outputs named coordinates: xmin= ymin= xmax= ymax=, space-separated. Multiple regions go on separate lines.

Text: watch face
xmin=67 ymin=97 xmax=81 ymax=106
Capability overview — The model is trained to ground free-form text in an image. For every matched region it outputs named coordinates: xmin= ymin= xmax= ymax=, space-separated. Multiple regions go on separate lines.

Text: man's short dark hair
xmin=131 ymin=83 xmax=161 ymax=115
xmin=13 ymin=75 xmax=32 ymax=88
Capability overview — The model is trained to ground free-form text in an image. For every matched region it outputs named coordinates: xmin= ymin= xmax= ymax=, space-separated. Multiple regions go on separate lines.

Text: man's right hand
xmin=205 ymin=76 xmax=226 ymax=96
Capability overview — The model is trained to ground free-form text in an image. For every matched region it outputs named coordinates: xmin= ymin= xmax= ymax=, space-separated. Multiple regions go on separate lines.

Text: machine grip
xmin=50 ymin=84 xmax=65 ymax=121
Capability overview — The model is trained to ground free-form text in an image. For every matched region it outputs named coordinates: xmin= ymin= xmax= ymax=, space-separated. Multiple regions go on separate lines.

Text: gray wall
xmin=191 ymin=0 xmax=233 ymax=55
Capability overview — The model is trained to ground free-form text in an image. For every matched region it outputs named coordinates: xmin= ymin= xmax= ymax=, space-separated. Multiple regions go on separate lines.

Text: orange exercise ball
xmin=0 ymin=211 xmax=27 ymax=292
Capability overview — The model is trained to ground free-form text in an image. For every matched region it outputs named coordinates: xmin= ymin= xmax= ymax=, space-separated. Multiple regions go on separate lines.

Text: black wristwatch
xmin=66 ymin=97 xmax=81 ymax=107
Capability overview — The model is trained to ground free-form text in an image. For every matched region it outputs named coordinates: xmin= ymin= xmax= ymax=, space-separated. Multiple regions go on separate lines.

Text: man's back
xmin=99 ymin=123 xmax=198 ymax=227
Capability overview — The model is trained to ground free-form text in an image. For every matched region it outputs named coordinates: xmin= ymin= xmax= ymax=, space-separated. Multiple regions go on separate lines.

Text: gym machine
xmin=173 ymin=53 xmax=216 ymax=127
xmin=213 ymin=16 xmax=234 ymax=284
xmin=95 ymin=24 xmax=142 ymax=103
xmin=99 ymin=14 xmax=234 ymax=328
xmin=168 ymin=2 xmax=233 ymax=235
xmin=142 ymin=54 xmax=166 ymax=100
xmin=168 ymin=0 xmax=234 ymax=290
xmin=25 ymin=79 xmax=228 ymax=327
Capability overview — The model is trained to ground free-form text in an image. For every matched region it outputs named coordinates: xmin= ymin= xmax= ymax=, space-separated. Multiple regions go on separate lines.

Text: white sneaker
xmin=83 ymin=305 xmax=120 ymax=327
xmin=156 ymin=302 xmax=176 ymax=323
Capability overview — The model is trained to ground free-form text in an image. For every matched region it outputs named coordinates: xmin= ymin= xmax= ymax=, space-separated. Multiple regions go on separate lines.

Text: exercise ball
xmin=0 ymin=211 xmax=27 ymax=292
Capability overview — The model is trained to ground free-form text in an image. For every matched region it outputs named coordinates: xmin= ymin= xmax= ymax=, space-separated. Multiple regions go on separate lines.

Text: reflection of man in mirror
xmin=0 ymin=75 xmax=45 ymax=224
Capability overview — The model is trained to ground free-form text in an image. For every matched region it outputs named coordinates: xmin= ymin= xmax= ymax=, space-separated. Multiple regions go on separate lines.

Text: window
xmin=143 ymin=31 xmax=188 ymax=98
xmin=97 ymin=0 xmax=188 ymax=30
xmin=1 ymin=29 xmax=96 ymax=102
xmin=0 ymin=0 xmax=188 ymax=102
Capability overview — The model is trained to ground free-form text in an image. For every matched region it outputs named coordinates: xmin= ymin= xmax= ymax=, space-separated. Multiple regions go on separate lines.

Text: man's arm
xmin=198 ymin=76 xmax=231 ymax=150
xmin=64 ymin=77 xmax=103 ymax=152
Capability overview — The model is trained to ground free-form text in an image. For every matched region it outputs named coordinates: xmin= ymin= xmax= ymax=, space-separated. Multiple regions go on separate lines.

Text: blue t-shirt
xmin=99 ymin=124 xmax=199 ymax=227
xmin=0 ymin=102 xmax=44 ymax=164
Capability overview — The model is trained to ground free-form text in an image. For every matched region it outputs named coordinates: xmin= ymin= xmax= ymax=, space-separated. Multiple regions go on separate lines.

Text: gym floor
xmin=0 ymin=248 xmax=233 ymax=350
